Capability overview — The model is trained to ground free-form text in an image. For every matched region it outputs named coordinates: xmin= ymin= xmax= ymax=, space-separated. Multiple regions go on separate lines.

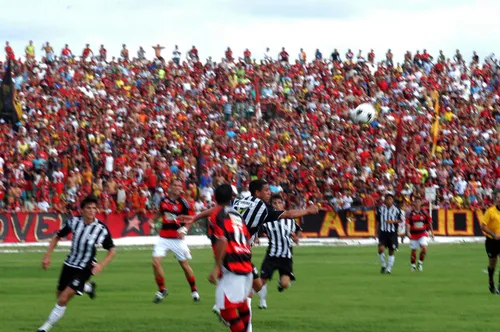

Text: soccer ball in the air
xmin=351 ymin=103 xmax=377 ymax=124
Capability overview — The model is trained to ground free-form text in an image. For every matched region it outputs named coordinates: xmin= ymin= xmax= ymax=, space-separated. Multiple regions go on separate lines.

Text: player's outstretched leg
xmin=410 ymin=249 xmax=417 ymax=271
xmin=418 ymin=246 xmax=427 ymax=271
xmin=38 ymin=287 xmax=75 ymax=332
xmin=179 ymin=260 xmax=199 ymax=301
xmin=152 ymin=257 xmax=168 ymax=303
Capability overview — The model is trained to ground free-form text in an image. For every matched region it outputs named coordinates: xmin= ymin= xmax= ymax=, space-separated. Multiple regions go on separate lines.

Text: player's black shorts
xmin=57 ymin=264 xmax=92 ymax=296
xmin=260 ymin=255 xmax=295 ymax=281
xmin=378 ymin=232 xmax=399 ymax=250
xmin=485 ymin=238 xmax=500 ymax=258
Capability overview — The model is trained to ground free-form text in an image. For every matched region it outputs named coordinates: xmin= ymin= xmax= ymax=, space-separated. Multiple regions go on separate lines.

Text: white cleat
xmin=417 ymin=264 xmax=423 ymax=271
xmin=191 ymin=291 xmax=200 ymax=302
xmin=411 ymin=264 xmax=417 ymax=272
xmin=258 ymin=299 xmax=267 ymax=309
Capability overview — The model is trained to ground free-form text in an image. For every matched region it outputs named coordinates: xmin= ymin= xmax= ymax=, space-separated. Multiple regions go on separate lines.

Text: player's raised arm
xmin=183 ymin=206 xmax=218 ymax=225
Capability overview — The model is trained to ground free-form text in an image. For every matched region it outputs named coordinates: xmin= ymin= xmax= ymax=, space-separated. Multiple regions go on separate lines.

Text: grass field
xmin=0 ymin=243 xmax=497 ymax=332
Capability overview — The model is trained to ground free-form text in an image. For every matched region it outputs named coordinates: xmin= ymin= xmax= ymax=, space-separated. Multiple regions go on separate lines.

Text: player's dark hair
xmin=80 ymin=195 xmax=99 ymax=209
xmin=215 ymin=184 xmax=233 ymax=205
xmin=249 ymin=179 xmax=268 ymax=196
xmin=270 ymin=194 xmax=284 ymax=205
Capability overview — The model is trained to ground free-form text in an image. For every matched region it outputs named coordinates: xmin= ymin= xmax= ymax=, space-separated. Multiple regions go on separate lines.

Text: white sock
xmin=388 ymin=255 xmax=395 ymax=270
xmin=246 ymin=297 xmax=253 ymax=332
xmin=378 ymin=253 xmax=386 ymax=267
xmin=418 ymin=260 xmax=423 ymax=265
xmin=46 ymin=304 xmax=66 ymax=326
xmin=83 ymin=283 xmax=92 ymax=293
xmin=258 ymin=284 xmax=267 ymax=301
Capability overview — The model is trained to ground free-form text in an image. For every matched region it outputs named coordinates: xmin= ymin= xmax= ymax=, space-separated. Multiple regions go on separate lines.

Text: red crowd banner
xmin=0 ymin=209 xmax=487 ymax=243
xmin=0 ymin=212 xmax=155 ymax=243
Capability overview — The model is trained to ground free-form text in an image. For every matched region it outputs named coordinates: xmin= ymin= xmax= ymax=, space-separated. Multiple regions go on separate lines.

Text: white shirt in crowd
xmin=105 ymin=155 xmax=114 ymax=172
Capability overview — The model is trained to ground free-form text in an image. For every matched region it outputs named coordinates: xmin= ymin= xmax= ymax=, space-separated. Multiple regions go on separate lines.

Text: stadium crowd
xmin=0 ymin=41 xmax=499 ymax=214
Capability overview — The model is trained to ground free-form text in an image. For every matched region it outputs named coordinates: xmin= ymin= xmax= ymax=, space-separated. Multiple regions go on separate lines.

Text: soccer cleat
xmin=213 ymin=305 xmax=230 ymax=326
xmin=417 ymin=264 xmax=423 ymax=272
xmin=258 ymin=300 xmax=267 ymax=309
xmin=87 ymin=281 xmax=97 ymax=300
xmin=191 ymin=291 xmax=200 ymax=302
xmin=153 ymin=289 xmax=168 ymax=303
xmin=380 ymin=267 xmax=386 ymax=274
xmin=489 ymin=283 xmax=496 ymax=294
xmin=386 ymin=269 xmax=392 ymax=274
xmin=411 ymin=264 xmax=417 ymax=272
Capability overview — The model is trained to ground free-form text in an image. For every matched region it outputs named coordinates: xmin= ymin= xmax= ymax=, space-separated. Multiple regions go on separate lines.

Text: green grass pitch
xmin=0 ymin=243 xmax=498 ymax=332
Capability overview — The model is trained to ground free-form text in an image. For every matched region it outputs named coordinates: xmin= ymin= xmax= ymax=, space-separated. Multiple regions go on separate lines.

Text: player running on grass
xmin=189 ymin=179 xmax=319 ymax=328
xmin=406 ymin=196 xmax=434 ymax=272
xmin=257 ymin=194 xmax=302 ymax=309
xmin=37 ymin=195 xmax=116 ymax=332
xmin=208 ymin=184 xmax=254 ymax=332
xmin=149 ymin=179 xmax=199 ymax=303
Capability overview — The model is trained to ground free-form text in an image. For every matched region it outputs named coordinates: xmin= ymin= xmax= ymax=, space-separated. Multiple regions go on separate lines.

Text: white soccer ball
xmin=351 ymin=103 xmax=377 ymax=124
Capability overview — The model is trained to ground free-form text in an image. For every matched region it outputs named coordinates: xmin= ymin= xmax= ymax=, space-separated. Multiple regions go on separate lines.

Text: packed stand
xmin=0 ymin=41 xmax=499 ymax=214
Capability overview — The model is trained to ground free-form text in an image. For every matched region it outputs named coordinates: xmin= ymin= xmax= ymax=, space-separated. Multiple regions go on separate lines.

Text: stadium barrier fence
xmin=0 ymin=209 xmax=486 ymax=246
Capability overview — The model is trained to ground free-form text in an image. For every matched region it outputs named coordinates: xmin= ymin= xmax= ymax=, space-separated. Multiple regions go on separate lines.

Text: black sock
xmin=488 ymin=267 xmax=494 ymax=284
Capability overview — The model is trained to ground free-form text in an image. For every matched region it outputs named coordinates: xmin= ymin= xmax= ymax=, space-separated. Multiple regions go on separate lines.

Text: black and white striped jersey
xmin=376 ymin=205 xmax=405 ymax=233
xmin=232 ymin=196 xmax=284 ymax=236
xmin=263 ymin=218 xmax=302 ymax=259
xmin=57 ymin=217 xmax=115 ymax=269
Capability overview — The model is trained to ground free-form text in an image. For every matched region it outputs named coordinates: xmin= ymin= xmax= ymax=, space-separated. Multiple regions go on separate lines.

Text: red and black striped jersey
xmin=208 ymin=206 xmax=253 ymax=275
xmin=406 ymin=209 xmax=432 ymax=240
xmin=159 ymin=196 xmax=194 ymax=238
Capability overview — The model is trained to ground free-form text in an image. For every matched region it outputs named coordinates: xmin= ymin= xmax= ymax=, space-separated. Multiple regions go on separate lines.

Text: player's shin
xmin=411 ymin=250 xmax=417 ymax=265
xmin=257 ymin=283 xmax=267 ymax=301
xmin=187 ymin=275 xmax=197 ymax=292
xmin=40 ymin=303 xmax=66 ymax=330
xmin=419 ymin=247 xmax=427 ymax=264
xmin=387 ymin=255 xmax=395 ymax=270
xmin=239 ymin=301 xmax=251 ymax=331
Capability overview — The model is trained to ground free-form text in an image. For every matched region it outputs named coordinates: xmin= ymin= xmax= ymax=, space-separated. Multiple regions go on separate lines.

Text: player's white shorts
xmin=216 ymin=267 xmax=253 ymax=310
xmin=410 ymin=237 xmax=429 ymax=250
xmin=152 ymin=237 xmax=192 ymax=261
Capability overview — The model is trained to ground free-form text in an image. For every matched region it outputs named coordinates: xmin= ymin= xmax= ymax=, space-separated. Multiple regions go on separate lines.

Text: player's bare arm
xmin=209 ymin=236 xmax=227 ymax=284
xmin=92 ymin=247 xmax=116 ymax=276
xmin=481 ymin=223 xmax=500 ymax=240
xmin=281 ymin=205 xmax=320 ymax=219
xmin=42 ymin=235 xmax=62 ymax=270
xmin=185 ymin=206 xmax=218 ymax=225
